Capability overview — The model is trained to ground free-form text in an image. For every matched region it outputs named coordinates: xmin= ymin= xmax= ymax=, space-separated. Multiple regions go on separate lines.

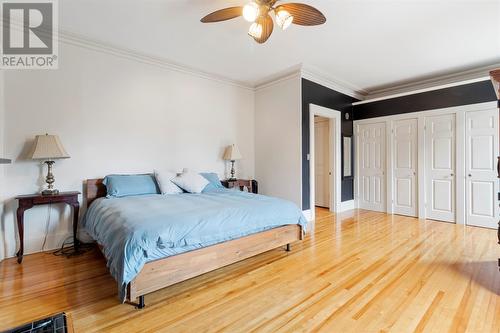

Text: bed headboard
xmin=86 ymin=178 xmax=106 ymax=207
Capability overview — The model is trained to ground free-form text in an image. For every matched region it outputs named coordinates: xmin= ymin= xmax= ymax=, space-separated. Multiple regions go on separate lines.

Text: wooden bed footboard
xmin=127 ymin=224 xmax=302 ymax=302
xmin=85 ymin=178 xmax=304 ymax=308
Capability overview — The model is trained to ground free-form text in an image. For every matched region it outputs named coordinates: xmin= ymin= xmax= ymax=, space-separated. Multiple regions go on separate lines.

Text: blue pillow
xmin=103 ymin=174 xmax=160 ymax=198
xmin=200 ymin=172 xmax=224 ymax=192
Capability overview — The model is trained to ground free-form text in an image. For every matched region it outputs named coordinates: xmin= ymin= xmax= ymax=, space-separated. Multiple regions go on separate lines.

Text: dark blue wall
xmin=301 ymin=79 xmax=358 ymax=210
xmin=353 ymin=80 xmax=497 ymax=120
xmin=302 ymin=79 xmax=498 ymax=211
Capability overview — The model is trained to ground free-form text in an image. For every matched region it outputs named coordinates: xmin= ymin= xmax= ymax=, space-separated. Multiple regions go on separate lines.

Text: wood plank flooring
xmin=0 ymin=209 xmax=499 ymax=332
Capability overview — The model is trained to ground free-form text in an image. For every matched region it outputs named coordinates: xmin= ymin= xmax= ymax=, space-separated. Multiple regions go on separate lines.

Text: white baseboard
xmin=338 ymin=200 xmax=356 ymax=212
xmin=302 ymin=209 xmax=313 ymax=221
xmin=3 ymin=231 xmax=73 ymax=259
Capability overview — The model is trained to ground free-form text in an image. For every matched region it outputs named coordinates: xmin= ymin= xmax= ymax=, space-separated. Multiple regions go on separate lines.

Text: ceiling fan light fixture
xmin=248 ymin=21 xmax=263 ymax=39
xmin=243 ymin=2 xmax=259 ymax=22
xmin=275 ymin=9 xmax=293 ymax=30
xmin=201 ymin=2 xmax=326 ymax=44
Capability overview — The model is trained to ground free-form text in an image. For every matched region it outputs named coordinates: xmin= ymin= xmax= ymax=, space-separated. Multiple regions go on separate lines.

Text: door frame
xmin=309 ymin=104 xmax=342 ymax=222
xmin=354 ymin=101 xmax=497 ymax=225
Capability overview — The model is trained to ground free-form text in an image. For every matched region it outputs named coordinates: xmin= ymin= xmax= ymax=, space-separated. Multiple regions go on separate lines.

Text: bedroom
xmin=0 ymin=0 xmax=499 ymax=332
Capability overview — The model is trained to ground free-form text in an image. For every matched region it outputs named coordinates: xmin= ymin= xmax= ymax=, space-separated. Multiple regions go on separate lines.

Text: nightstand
xmin=15 ymin=191 xmax=80 ymax=263
xmin=220 ymin=179 xmax=258 ymax=194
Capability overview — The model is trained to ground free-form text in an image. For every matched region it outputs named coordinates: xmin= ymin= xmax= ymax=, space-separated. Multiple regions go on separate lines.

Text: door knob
xmin=450 ymin=173 xmax=454 ymax=176
xmin=468 ymin=174 xmax=472 ymax=177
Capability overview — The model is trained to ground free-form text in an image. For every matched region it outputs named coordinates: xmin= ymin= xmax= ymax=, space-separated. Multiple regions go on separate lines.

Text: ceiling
xmin=60 ymin=0 xmax=500 ymax=94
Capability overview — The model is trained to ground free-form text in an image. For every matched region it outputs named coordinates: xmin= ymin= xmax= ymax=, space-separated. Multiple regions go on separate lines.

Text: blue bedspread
xmin=81 ymin=189 xmax=307 ymax=301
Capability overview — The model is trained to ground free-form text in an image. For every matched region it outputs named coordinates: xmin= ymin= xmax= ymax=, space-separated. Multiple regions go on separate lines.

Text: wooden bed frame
xmin=85 ymin=179 xmax=303 ymax=308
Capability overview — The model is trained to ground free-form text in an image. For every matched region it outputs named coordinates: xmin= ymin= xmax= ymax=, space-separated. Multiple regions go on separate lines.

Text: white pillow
xmin=171 ymin=171 xmax=209 ymax=194
xmin=154 ymin=170 xmax=183 ymax=194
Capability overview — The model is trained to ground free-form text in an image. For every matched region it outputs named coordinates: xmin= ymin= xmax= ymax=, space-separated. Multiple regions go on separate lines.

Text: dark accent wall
xmin=302 ymin=79 xmax=359 ymax=210
xmin=353 ymin=80 xmax=497 ymax=120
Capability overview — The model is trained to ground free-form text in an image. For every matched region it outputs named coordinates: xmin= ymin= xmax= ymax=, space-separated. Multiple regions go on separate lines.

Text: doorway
xmin=314 ymin=116 xmax=330 ymax=208
xmin=309 ymin=104 xmax=342 ymax=222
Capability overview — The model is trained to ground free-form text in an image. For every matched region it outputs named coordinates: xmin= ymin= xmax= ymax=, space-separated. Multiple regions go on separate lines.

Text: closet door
xmin=465 ymin=109 xmax=499 ymax=228
xmin=358 ymin=123 xmax=386 ymax=212
xmin=425 ymin=114 xmax=455 ymax=222
xmin=393 ymin=119 xmax=418 ymax=217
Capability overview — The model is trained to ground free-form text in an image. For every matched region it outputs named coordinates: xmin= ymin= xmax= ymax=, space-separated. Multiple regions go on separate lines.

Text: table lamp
xmin=223 ymin=144 xmax=242 ymax=181
xmin=29 ymin=134 xmax=70 ymax=195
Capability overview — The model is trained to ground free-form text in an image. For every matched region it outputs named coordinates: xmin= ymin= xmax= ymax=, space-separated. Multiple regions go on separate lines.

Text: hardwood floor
xmin=1 ymin=209 xmax=499 ymax=332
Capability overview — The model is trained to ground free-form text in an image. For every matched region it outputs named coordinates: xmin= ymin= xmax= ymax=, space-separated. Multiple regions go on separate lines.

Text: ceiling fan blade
xmin=277 ymin=3 xmax=326 ymax=26
xmin=200 ymin=7 xmax=243 ymax=23
xmin=252 ymin=14 xmax=274 ymax=44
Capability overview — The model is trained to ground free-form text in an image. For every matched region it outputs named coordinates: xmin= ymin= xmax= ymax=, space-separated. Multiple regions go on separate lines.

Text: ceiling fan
xmin=200 ymin=1 xmax=326 ymax=44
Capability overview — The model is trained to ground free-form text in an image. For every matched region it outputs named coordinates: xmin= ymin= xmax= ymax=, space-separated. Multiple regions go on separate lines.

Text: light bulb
xmin=248 ymin=22 xmax=263 ymax=39
xmin=275 ymin=9 xmax=293 ymax=30
xmin=243 ymin=2 xmax=259 ymax=22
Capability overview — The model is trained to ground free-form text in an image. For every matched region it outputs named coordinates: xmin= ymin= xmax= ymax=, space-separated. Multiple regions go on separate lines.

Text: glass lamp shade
xmin=275 ymin=9 xmax=293 ymax=30
xmin=243 ymin=2 xmax=259 ymax=22
xmin=248 ymin=22 xmax=263 ymax=39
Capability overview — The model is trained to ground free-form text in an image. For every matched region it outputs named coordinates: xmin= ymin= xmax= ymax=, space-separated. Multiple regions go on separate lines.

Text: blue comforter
xmin=81 ymin=189 xmax=307 ymax=301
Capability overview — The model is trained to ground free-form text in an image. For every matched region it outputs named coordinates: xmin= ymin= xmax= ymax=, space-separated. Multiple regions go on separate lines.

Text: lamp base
xmin=42 ymin=189 xmax=59 ymax=196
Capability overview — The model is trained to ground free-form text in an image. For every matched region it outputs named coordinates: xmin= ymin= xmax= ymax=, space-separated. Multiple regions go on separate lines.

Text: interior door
xmin=465 ymin=109 xmax=499 ymax=228
xmin=315 ymin=118 xmax=330 ymax=208
xmin=425 ymin=114 xmax=455 ymax=222
xmin=393 ymin=119 xmax=418 ymax=217
xmin=358 ymin=122 xmax=386 ymax=212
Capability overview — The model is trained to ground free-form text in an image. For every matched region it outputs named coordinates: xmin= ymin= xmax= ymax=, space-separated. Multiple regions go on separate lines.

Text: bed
xmin=82 ymin=178 xmax=307 ymax=308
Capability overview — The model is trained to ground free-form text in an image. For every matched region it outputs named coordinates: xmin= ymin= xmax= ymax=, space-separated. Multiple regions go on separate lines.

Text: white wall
xmin=254 ymin=74 xmax=302 ymax=207
xmin=0 ymin=42 xmax=255 ymax=260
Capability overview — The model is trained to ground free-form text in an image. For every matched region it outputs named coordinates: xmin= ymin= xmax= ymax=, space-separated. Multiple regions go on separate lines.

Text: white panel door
xmin=315 ymin=119 xmax=330 ymax=208
xmin=393 ymin=119 xmax=418 ymax=217
xmin=358 ymin=123 xmax=386 ymax=212
xmin=425 ymin=114 xmax=456 ymax=222
xmin=465 ymin=109 xmax=499 ymax=228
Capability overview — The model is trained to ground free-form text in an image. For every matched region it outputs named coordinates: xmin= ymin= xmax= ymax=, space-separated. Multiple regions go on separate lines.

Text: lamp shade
xmin=30 ymin=134 xmax=70 ymax=160
xmin=223 ymin=144 xmax=242 ymax=161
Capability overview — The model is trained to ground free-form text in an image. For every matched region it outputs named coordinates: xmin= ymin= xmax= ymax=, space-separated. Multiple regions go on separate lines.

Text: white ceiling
xmin=61 ymin=0 xmax=500 ymax=94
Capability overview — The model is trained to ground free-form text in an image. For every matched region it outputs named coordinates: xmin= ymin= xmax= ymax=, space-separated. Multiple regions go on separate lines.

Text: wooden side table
xmin=221 ymin=179 xmax=258 ymax=194
xmin=15 ymin=191 xmax=80 ymax=263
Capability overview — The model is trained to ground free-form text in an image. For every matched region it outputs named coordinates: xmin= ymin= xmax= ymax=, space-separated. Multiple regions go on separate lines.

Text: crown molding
xmin=362 ymin=63 xmax=500 ymax=101
xmin=254 ymin=65 xmax=302 ymax=91
xmin=301 ymin=65 xmax=367 ymax=100
xmin=57 ymin=30 xmax=255 ymax=91
xmin=254 ymin=64 xmax=367 ymax=100
xmin=353 ymin=76 xmax=492 ymax=106
xmin=21 ymin=29 xmax=500 ymax=104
